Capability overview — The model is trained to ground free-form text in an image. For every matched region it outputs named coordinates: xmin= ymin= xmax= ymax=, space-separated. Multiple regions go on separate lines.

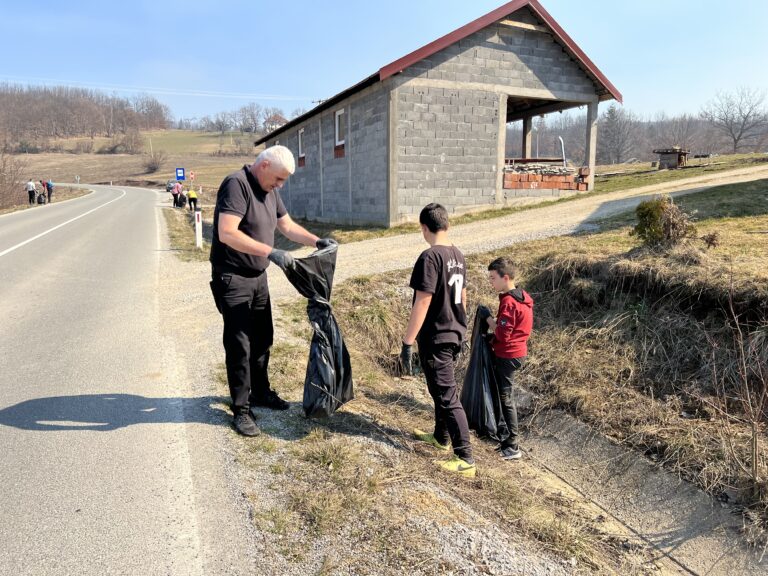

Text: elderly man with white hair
xmin=209 ymin=145 xmax=337 ymax=436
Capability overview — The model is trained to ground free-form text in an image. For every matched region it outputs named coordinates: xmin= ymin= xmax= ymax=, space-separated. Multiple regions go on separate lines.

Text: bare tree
xmin=701 ymin=87 xmax=768 ymax=153
xmin=650 ymin=112 xmax=702 ymax=150
xmin=0 ymin=151 xmax=28 ymax=210
xmin=237 ymin=103 xmax=263 ymax=133
xmin=598 ymin=103 xmax=639 ymax=164
xmin=290 ymin=107 xmax=308 ymax=120
xmin=212 ymin=112 xmax=232 ymax=134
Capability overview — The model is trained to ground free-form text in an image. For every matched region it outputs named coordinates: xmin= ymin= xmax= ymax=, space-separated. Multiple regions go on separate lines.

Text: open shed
xmin=256 ymin=0 xmax=621 ymax=226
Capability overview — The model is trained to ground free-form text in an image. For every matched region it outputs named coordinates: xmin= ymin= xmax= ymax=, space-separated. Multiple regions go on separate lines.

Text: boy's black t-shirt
xmin=409 ymin=244 xmax=468 ymax=348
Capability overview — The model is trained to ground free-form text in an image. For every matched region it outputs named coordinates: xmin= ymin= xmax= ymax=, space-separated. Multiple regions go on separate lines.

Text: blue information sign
xmin=176 ymin=168 xmax=186 ymax=181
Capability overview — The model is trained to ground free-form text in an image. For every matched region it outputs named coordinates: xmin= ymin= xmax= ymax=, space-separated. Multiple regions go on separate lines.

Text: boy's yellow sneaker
xmin=435 ymin=455 xmax=477 ymax=478
xmin=413 ymin=428 xmax=450 ymax=451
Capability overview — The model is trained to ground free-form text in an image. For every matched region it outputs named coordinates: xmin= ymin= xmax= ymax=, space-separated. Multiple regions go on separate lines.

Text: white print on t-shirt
xmin=447 ymin=258 xmax=464 ymax=272
xmin=448 ymin=273 xmax=464 ymax=304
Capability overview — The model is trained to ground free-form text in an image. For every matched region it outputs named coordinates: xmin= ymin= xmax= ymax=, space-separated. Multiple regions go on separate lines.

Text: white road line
xmin=0 ymin=189 xmax=126 ymax=259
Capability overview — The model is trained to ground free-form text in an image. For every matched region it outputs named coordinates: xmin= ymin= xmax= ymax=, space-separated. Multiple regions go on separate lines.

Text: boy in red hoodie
xmin=486 ymin=257 xmax=533 ymax=460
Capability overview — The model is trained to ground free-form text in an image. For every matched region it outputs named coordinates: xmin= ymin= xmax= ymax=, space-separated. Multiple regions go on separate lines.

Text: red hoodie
xmin=492 ymin=288 xmax=533 ymax=359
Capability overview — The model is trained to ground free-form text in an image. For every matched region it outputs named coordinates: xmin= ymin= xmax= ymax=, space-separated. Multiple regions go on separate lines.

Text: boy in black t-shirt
xmin=400 ymin=203 xmax=475 ymax=477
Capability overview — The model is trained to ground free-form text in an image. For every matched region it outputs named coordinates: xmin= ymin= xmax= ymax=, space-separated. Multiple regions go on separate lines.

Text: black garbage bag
xmin=281 ymin=245 xmax=353 ymax=417
xmin=460 ymin=305 xmax=509 ymax=442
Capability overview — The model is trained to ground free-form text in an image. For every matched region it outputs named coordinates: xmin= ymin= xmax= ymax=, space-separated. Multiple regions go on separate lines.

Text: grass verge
xmin=0 ymin=186 xmax=91 ymax=215
xmin=162 ymin=207 xmax=211 ymax=262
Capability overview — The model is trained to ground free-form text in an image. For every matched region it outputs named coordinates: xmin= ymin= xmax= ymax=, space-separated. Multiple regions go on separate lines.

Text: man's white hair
xmin=255 ymin=145 xmax=295 ymax=174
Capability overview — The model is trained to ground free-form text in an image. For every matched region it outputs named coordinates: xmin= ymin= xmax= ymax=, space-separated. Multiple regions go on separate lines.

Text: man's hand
xmin=316 ymin=238 xmax=338 ymax=250
xmin=267 ymin=249 xmax=294 ymax=271
xmin=399 ymin=342 xmax=414 ymax=376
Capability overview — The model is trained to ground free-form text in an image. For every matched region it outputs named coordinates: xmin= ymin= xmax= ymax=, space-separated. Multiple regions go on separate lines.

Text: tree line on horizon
xmin=0 ymin=84 xmax=172 ymax=153
xmin=1 ymin=82 xmax=766 ymax=166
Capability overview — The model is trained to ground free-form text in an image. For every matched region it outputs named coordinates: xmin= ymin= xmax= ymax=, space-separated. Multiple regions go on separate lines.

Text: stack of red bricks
xmin=504 ymin=167 xmax=590 ymax=191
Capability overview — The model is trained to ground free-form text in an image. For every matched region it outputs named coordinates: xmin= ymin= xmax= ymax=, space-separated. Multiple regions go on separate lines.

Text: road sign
xmin=176 ymin=168 xmax=186 ymax=181
xmin=190 ymin=170 xmax=196 ymax=181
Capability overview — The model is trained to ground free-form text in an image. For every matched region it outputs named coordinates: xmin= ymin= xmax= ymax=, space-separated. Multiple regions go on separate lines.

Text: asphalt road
xmin=0 ymin=187 xmax=254 ymax=575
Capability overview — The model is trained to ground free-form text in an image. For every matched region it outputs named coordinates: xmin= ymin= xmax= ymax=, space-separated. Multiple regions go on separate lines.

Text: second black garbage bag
xmin=460 ymin=305 xmax=510 ymax=443
xmin=281 ymin=244 xmax=353 ymax=417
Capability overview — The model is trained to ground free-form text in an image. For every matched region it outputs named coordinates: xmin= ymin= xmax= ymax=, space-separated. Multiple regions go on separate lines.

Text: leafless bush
xmin=143 ymin=150 xmax=167 ymax=173
xmin=73 ymin=140 xmax=93 ymax=154
xmin=701 ymin=231 xmax=721 ymax=249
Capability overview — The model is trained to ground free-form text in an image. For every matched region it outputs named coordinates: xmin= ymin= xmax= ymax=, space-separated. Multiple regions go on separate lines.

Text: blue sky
xmin=1 ymin=0 xmax=766 ymax=120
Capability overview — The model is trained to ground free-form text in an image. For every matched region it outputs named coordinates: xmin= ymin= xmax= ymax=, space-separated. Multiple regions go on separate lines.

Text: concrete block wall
xmin=278 ymin=124 xmax=321 ymax=218
xmin=265 ymin=83 xmax=390 ymax=226
xmin=395 ymin=84 xmax=500 ymax=219
xmin=399 ymin=7 xmax=598 ymax=99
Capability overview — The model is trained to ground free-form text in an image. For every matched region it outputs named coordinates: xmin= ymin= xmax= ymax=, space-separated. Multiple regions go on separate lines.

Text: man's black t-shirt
xmin=210 ymin=165 xmax=287 ymax=275
xmin=409 ymin=244 xmax=468 ymax=348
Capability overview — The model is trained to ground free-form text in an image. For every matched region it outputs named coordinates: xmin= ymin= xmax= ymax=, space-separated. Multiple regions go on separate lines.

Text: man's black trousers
xmin=210 ymin=269 xmax=273 ymax=415
xmin=420 ymin=342 xmax=473 ymax=461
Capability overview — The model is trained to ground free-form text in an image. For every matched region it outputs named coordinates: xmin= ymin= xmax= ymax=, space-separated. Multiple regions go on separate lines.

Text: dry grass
xmin=594 ymin=153 xmax=768 ymax=194
xmin=456 ymin=180 xmax=768 ymax=544
xmin=161 ymin=207 xmax=211 ymax=262
xmin=0 ymin=186 xmax=91 ymax=215
xmin=257 ymin=177 xmax=768 ymax=568
xmin=16 ymin=150 xmax=250 ymax=200
xmin=250 ymin=272 xmax=664 ymax=572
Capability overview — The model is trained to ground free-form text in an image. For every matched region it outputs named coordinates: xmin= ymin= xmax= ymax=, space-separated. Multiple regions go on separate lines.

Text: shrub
xmin=143 ymin=150 xmax=167 ymax=173
xmin=73 ymin=140 xmax=94 ymax=154
xmin=633 ymin=195 xmax=697 ymax=248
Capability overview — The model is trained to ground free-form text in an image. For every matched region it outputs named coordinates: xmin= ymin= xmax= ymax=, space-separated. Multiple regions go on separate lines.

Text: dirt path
xmin=265 ymin=163 xmax=768 ymax=303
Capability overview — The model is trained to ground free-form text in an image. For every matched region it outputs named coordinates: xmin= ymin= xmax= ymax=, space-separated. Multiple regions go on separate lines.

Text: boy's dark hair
xmin=419 ymin=203 xmax=450 ymax=233
xmin=488 ymin=257 xmax=516 ymax=280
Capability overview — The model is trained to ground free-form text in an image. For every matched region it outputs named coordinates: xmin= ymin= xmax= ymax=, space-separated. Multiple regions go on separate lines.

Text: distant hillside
xmin=0 ymin=84 xmax=172 ymax=152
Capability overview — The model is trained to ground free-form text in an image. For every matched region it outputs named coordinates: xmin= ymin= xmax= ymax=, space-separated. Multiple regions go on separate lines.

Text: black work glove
xmin=267 ymin=249 xmax=294 ymax=271
xmin=316 ymin=238 xmax=338 ymax=250
xmin=399 ymin=342 xmax=414 ymax=376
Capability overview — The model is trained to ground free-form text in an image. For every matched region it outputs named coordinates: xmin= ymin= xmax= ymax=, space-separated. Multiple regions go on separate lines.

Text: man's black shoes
xmin=251 ymin=390 xmax=290 ymax=411
xmin=233 ymin=412 xmax=260 ymax=436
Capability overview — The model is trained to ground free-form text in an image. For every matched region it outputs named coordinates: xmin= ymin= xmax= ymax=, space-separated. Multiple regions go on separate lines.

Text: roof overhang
xmin=255 ymin=0 xmax=621 ymax=145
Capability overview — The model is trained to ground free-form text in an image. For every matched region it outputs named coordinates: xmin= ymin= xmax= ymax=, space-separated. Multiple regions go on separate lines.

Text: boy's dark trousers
xmin=210 ymin=269 xmax=273 ymax=415
xmin=28 ymin=191 xmax=35 ymax=205
xmin=420 ymin=342 xmax=473 ymax=461
xmin=493 ymin=356 xmax=525 ymax=448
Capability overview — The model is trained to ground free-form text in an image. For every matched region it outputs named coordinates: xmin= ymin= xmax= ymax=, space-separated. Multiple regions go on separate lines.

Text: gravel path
xmin=265 ymin=163 xmax=768 ymax=303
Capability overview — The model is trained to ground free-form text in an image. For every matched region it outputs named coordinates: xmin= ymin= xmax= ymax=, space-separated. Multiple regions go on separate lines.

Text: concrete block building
xmin=256 ymin=0 xmax=621 ymax=226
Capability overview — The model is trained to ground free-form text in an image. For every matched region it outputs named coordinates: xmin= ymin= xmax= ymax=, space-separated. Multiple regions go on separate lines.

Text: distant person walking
xmin=26 ymin=179 xmax=37 ymax=205
xmin=46 ymin=179 xmax=54 ymax=203
xmin=187 ymin=187 xmax=198 ymax=211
